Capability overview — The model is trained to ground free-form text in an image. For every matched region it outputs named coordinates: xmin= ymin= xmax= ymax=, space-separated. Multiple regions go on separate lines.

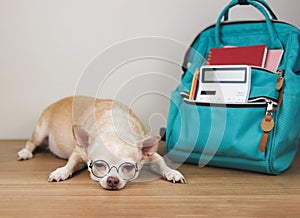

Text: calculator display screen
xmin=202 ymin=67 xmax=247 ymax=83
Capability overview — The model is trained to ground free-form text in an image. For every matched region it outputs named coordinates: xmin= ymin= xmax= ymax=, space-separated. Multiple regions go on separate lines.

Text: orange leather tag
xmin=260 ymin=132 xmax=269 ymax=152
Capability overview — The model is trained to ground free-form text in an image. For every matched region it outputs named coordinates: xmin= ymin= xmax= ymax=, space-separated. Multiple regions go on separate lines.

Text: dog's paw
xmin=17 ymin=148 xmax=33 ymax=160
xmin=163 ymin=169 xmax=186 ymax=184
xmin=48 ymin=167 xmax=72 ymax=182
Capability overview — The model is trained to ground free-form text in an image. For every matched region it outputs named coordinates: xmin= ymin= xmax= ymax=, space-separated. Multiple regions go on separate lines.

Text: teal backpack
xmin=165 ymin=0 xmax=300 ymax=174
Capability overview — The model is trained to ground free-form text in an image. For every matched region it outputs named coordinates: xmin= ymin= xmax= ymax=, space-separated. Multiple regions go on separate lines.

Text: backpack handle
xmin=215 ymin=0 xmax=283 ymax=49
xmin=224 ymin=0 xmax=278 ymax=21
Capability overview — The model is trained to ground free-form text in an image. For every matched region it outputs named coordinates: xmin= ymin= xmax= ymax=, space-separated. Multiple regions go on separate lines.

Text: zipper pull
xmin=276 ymin=70 xmax=285 ymax=91
xmin=259 ymin=101 xmax=275 ymax=152
xmin=277 ymin=69 xmax=284 ymax=77
xmin=266 ymin=100 xmax=275 ymax=114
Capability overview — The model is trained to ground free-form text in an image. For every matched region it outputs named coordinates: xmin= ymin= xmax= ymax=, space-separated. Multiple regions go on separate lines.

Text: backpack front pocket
xmin=167 ymin=92 xmax=276 ymax=162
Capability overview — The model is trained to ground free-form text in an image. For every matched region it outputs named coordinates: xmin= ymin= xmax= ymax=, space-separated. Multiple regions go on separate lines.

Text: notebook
xmin=264 ymin=49 xmax=284 ymax=72
xmin=206 ymin=44 xmax=267 ymax=67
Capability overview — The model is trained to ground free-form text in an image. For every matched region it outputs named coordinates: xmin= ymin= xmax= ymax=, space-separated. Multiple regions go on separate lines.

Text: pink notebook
xmin=264 ymin=49 xmax=284 ymax=72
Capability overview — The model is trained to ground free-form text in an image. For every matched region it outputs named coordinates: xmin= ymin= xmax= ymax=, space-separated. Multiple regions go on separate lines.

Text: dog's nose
xmin=107 ymin=176 xmax=119 ymax=189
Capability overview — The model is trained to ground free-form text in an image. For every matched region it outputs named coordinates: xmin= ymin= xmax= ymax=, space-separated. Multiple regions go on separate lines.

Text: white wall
xmin=0 ymin=0 xmax=299 ymax=139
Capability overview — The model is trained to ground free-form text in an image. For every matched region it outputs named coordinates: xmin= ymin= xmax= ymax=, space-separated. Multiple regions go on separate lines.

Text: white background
xmin=0 ymin=0 xmax=299 ymax=139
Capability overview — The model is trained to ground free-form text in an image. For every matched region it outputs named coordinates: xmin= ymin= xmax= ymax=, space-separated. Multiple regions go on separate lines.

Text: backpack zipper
xmin=259 ymin=99 xmax=276 ymax=153
xmin=181 ymin=92 xmax=278 ymax=108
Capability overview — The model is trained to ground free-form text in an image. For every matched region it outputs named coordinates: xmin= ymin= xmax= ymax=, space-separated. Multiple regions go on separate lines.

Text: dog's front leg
xmin=148 ymin=153 xmax=186 ymax=183
xmin=48 ymin=150 xmax=85 ymax=182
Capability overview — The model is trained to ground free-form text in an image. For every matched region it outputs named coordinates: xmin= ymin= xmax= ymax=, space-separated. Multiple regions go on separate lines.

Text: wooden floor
xmin=1 ymin=140 xmax=300 ymax=217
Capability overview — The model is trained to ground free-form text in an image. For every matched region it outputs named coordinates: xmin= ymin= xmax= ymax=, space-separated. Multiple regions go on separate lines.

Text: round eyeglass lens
xmin=92 ymin=160 xmax=110 ymax=178
xmin=119 ymin=162 xmax=136 ymax=180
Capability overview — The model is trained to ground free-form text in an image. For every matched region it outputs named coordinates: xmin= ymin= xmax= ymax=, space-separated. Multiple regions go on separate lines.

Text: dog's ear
xmin=138 ymin=135 xmax=161 ymax=159
xmin=73 ymin=125 xmax=92 ymax=152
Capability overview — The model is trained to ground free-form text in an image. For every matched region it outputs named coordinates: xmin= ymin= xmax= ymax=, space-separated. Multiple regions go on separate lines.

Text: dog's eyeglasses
xmin=89 ymin=160 xmax=138 ymax=181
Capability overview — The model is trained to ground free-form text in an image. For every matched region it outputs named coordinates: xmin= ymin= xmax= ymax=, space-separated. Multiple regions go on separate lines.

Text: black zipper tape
xmin=183 ymin=98 xmax=267 ymax=108
xmin=180 ymin=92 xmax=277 ymax=109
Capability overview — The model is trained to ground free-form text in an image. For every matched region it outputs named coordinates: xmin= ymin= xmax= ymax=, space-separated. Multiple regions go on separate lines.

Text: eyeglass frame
xmin=88 ymin=160 xmax=139 ymax=181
